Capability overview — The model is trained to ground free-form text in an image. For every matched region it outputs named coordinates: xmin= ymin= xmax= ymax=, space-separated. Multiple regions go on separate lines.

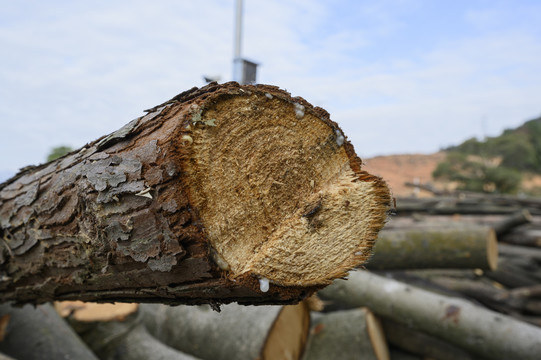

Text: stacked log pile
xmin=351 ymin=193 xmax=541 ymax=359
xmin=1 ymin=81 xmax=541 ymax=358
xmin=3 ymin=192 xmax=541 ymax=359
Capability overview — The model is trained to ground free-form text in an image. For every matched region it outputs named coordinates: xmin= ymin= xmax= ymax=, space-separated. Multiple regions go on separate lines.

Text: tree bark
xmin=0 ymin=82 xmax=391 ymax=305
xmin=319 ymin=270 xmax=541 ymax=360
xmin=366 ymin=226 xmax=498 ymax=270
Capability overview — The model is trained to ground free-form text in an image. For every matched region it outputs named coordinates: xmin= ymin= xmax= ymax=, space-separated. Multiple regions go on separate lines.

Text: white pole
xmin=234 ymin=0 xmax=243 ymax=59
xmin=233 ymin=0 xmax=243 ymax=82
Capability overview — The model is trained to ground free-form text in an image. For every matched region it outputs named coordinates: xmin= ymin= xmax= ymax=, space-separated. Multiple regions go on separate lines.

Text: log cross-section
xmin=0 ymin=82 xmax=391 ymax=305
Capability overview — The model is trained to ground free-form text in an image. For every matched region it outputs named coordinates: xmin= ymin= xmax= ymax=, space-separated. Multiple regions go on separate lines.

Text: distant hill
xmin=434 ymin=115 xmax=541 ymax=194
xmin=448 ymin=115 xmax=541 ymax=173
xmin=366 ymin=115 xmax=541 ymax=197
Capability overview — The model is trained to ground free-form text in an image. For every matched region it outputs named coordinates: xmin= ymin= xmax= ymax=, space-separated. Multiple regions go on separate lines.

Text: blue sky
xmin=1 ymin=0 xmax=541 ymax=180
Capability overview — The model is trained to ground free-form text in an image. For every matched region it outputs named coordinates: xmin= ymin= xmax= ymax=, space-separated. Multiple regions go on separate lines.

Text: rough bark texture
xmin=0 ymin=82 xmax=391 ymax=305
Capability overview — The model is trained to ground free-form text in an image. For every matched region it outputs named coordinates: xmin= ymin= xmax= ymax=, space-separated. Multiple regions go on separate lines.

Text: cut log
xmin=396 ymin=193 xmax=541 ymax=215
xmin=500 ymin=228 xmax=541 ymax=247
xmin=366 ymin=226 xmax=498 ymax=270
xmin=498 ymin=284 xmax=541 ymax=301
xmin=486 ymin=244 xmax=541 ymax=288
xmin=387 ymin=349 xmax=421 ymax=360
xmin=380 ymin=318 xmax=476 ymax=360
xmin=55 ymin=301 xmax=139 ymax=322
xmin=0 ymin=82 xmax=391 ymax=305
xmin=492 ymin=209 xmax=532 ymax=237
xmin=407 ymin=274 xmax=510 ymax=307
xmin=396 ymin=200 xmax=522 ymax=215
xmin=404 ymin=181 xmax=447 ymax=196
xmin=485 ymin=262 xmax=541 ymax=288
xmin=428 ymin=276 xmax=540 ymax=311
xmin=301 ymin=308 xmax=389 ymax=360
xmin=498 ymin=243 xmax=541 ymax=262
xmin=386 ymin=270 xmax=541 ymax=326
xmin=140 ymin=302 xmax=310 ymax=360
xmin=319 ymin=270 xmax=541 ymax=360
xmin=0 ymin=303 xmax=98 ymax=360
xmin=69 ymin=313 xmax=200 ymax=360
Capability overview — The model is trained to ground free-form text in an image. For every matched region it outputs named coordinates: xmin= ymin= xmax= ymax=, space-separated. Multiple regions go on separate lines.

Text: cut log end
xmin=185 ymin=87 xmax=391 ymax=286
xmin=365 ymin=309 xmax=391 ymax=360
xmin=262 ymin=301 xmax=311 ymax=360
xmin=487 ymin=228 xmax=498 ymax=271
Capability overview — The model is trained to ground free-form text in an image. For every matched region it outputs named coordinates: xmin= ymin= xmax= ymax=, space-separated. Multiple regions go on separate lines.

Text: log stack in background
xmin=346 ymin=193 xmax=541 ymax=359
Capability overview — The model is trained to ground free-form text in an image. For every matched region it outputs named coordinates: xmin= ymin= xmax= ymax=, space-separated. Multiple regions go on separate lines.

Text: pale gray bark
xmin=0 ymin=303 xmax=97 ymax=360
xmin=319 ymin=270 xmax=541 ymax=360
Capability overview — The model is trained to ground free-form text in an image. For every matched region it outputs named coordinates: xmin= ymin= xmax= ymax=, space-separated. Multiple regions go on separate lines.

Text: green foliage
xmin=46 ymin=145 xmax=73 ymax=162
xmin=488 ymin=134 xmax=537 ymax=171
xmin=451 ymin=137 xmax=484 ymax=154
xmin=451 ymin=117 xmax=541 ymax=173
xmin=435 ymin=116 xmax=541 ymax=194
xmin=433 ymin=152 xmax=522 ymax=194
xmin=484 ymin=166 xmax=523 ymax=194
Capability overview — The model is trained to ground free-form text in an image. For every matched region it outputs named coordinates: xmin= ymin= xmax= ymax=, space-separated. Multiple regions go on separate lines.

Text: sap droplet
xmin=259 ymin=277 xmax=270 ymax=292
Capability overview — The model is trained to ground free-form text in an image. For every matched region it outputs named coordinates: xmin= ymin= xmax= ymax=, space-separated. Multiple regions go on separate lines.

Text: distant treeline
xmin=433 ymin=116 xmax=541 ymax=194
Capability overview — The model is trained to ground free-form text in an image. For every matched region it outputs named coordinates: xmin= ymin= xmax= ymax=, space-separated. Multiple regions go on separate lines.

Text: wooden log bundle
xmin=500 ymin=227 xmax=541 ymax=247
xmin=0 ymin=82 xmax=391 ymax=305
xmin=66 ymin=310 xmax=201 ymax=360
xmin=380 ymin=318 xmax=475 ymax=360
xmin=85 ymin=323 xmax=200 ymax=360
xmin=0 ymin=303 xmax=98 ymax=360
xmin=486 ymin=244 xmax=541 ymax=289
xmin=138 ymin=302 xmax=310 ymax=360
xmin=319 ymin=270 xmax=541 ymax=360
xmin=366 ymin=226 xmax=498 ymax=270
xmin=493 ymin=209 xmax=533 ymax=236
xmin=301 ymin=307 xmax=389 ymax=360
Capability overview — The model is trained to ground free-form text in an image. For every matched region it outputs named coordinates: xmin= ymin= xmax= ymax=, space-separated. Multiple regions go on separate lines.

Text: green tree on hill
xmin=435 ymin=116 xmax=541 ymax=194
xmin=46 ymin=145 xmax=73 ymax=162
xmin=433 ymin=152 xmax=522 ymax=194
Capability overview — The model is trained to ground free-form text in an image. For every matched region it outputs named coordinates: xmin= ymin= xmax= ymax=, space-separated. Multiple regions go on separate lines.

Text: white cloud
xmin=0 ymin=0 xmax=540 ymax=175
